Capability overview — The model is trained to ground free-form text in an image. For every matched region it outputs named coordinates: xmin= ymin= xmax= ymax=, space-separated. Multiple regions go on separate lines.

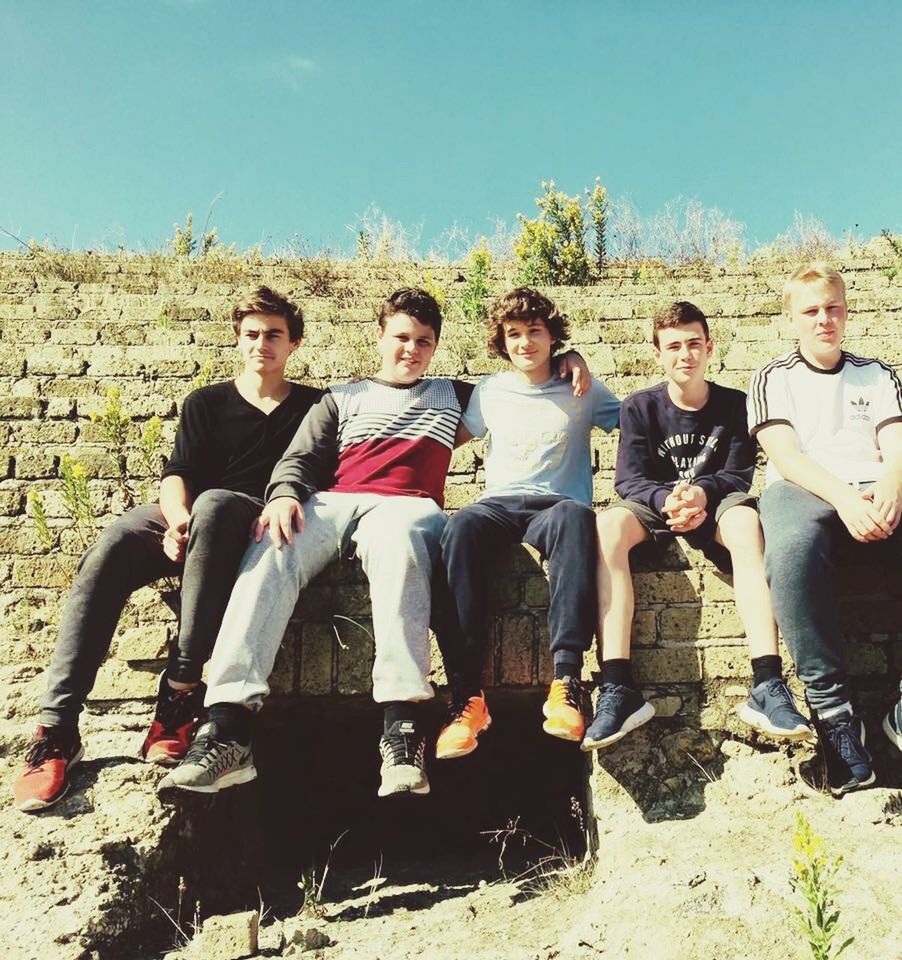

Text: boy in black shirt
xmin=584 ymin=301 xmax=812 ymax=750
xmin=13 ymin=286 xmax=320 ymax=813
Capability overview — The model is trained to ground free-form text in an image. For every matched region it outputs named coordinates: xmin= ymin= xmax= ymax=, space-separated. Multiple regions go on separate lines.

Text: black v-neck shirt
xmin=161 ymin=381 xmax=322 ymax=499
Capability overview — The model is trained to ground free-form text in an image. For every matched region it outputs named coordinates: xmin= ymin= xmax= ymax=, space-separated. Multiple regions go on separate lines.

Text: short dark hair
xmin=652 ymin=301 xmax=709 ymax=347
xmin=232 ymin=286 xmax=304 ymax=340
xmin=486 ymin=287 xmax=569 ymax=359
xmin=377 ymin=288 xmax=443 ymax=341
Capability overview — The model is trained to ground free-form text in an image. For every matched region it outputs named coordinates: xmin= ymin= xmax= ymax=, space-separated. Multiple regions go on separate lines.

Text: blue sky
xmin=3 ymin=0 xmax=901 ymax=256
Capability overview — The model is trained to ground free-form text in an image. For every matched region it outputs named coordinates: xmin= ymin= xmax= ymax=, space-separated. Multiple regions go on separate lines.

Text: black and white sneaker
xmin=883 ymin=698 xmax=902 ymax=752
xmin=738 ymin=677 xmax=815 ymax=741
xmin=157 ymin=721 xmax=257 ymax=794
xmin=378 ymin=720 xmax=429 ymax=797
xmin=815 ymin=707 xmax=876 ymax=797
xmin=581 ymin=682 xmax=655 ymax=751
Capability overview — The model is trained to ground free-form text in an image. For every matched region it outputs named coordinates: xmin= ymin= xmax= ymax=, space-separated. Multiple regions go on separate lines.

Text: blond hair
xmin=782 ymin=263 xmax=846 ymax=315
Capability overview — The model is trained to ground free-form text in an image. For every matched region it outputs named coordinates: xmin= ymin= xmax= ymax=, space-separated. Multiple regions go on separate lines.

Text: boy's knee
xmin=190 ymin=489 xmax=246 ymax=525
xmin=597 ymin=508 xmax=643 ymax=553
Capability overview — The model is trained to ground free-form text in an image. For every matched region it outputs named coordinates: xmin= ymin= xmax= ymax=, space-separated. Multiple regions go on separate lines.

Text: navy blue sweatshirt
xmin=614 ymin=381 xmax=754 ymax=516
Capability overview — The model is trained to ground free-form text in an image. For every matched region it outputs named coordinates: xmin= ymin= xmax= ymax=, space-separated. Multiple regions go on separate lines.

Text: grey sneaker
xmin=377 ymin=721 xmax=429 ymax=798
xmin=883 ymin=698 xmax=902 ymax=751
xmin=738 ymin=677 xmax=815 ymax=741
xmin=157 ymin=722 xmax=257 ymax=794
xmin=581 ymin=682 xmax=655 ymax=751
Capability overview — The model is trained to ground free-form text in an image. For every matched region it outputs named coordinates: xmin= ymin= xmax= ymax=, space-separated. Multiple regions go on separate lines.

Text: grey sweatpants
xmin=204 ymin=492 xmax=446 ymax=708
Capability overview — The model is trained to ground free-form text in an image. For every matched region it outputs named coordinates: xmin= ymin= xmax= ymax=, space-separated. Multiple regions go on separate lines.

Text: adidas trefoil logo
xmin=850 ymin=396 xmax=871 ymax=421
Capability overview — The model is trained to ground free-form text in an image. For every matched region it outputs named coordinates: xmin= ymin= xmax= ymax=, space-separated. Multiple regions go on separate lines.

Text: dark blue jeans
xmin=434 ymin=494 xmax=598 ymax=695
xmin=38 ymin=489 xmax=262 ymax=728
xmin=760 ymin=480 xmax=902 ymax=713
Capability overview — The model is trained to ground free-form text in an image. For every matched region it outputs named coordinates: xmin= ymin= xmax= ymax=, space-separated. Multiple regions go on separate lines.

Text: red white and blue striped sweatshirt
xmin=265 ymin=377 xmax=473 ymax=509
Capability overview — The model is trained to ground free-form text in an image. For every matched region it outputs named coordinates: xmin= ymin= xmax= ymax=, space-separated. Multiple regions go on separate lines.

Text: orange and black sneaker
xmin=542 ymin=677 xmax=586 ymax=741
xmin=141 ymin=676 xmax=206 ymax=766
xmin=435 ymin=693 xmax=491 ymax=759
xmin=13 ymin=725 xmax=84 ymax=813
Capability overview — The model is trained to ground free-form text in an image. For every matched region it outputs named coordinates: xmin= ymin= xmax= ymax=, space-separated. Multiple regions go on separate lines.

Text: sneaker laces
xmin=381 ymin=731 xmax=425 ymax=768
xmin=448 ymin=696 xmax=483 ymax=724
xmin=549 ymin=677 xmax=581 ymax=711
xmin=155 ymin=685 xmax=202 ymax=733
xmin=24 ymin=729 xmax=75 ymax=767
xmin=825 ymin=717 xmax=870 ymax=767
xmin=594 ymin=682 xmax=627 ymax=716
xmin=182 ymin=732 xmax=241 ymax=775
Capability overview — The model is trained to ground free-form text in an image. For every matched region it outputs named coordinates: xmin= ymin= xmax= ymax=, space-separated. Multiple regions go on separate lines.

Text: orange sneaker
xmin=435 ymin=694 xmax=491 ymax=759
xmin=542 ymin=677 xmax=585 ymax=741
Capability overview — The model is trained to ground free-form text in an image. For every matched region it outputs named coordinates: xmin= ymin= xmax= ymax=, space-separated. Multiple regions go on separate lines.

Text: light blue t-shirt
xmin=462 ymin=372 xmax=621 ymax=505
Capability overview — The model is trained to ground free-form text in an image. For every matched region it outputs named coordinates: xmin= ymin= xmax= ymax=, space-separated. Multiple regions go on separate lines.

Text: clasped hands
xmin=663 ymin=480 xmax=707 ymax=534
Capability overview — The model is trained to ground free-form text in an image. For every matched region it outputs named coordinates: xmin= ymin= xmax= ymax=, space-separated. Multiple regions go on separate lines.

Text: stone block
xmin=702 ymin=646 xmax=752 ymax=679
xmin=0 ymin=349 xmax=25 ymax=377
xmin=844 ymin=642 xmax=887 ymax=676
xmin=499 ymin=614 xmax=536 ymax=685
xmin=335 ymin=618 xmax=374 ymax=695
xmin=523 ymin=574 xmax=549 ymax=607
xmin=632 ymin=609 xmax=658 ymax=647
xmin=11 ymin=421 xmax=77 ymax=444
xmin=270 ymin=625 xmax=299 ymax=696
xmin=0 ymin=397 xmax=43 ymax=418
xmin=14 ymin=451 xmax=59 ymax=479
xmin=25 ymin=346 xmax=87 ymax=376
xmin=633 ymin=647 xmax=701 ymax=684
xmin=195 ymin=910 xmax=259 ymax=960
xmin=659 ymin=605 xmax=743 ymax=640
xmin=13 ymin=555 xmax=76 ymax=587
xmin=116 ymin=625 xmax=170 ymax=662
xmin=89 ymin=660 xmax=159 ymax=701
xmin=633 ymin=571 xmax=700 ymax=605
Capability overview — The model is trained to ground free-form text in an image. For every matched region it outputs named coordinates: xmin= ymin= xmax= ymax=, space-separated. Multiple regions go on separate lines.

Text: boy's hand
xmin=836 ymin=489 xmax=893 ymax=542
xmin=666 ymin=505 xmax=707 ymax=532
xmin=866 ymin=478 xmax=902 ymax=532
xmin=162 ymin=519 xmax=189 ymax=563
xmin=254 ymin=497 xmax=305 ymax=548
xmin=556 ymin=350 xmax=590 ymax=398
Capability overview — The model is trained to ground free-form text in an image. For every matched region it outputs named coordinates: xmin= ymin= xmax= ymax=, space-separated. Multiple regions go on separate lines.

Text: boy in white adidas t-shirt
xmin=748 ymin=262 xmax=902 ymax=795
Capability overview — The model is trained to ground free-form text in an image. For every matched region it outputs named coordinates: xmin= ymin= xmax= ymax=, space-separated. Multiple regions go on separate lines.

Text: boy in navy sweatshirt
xmin=584 ymin=301 xmax=812 ymax=750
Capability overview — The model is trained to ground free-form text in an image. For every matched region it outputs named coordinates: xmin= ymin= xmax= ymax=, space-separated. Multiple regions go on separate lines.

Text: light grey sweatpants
xmin=204 ymin=492 xmax=446 ymax=708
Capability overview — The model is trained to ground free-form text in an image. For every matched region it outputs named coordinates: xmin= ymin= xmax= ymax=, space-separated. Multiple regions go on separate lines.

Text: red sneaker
xmin=141 ymin=677 xmax=206 ymax=766
xmin=13 ymin=726 xmax=84 ymax=813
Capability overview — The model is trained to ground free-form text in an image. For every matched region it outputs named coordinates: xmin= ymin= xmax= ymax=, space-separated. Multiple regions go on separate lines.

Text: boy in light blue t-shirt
xmin=434 ymin=287 xmax=620 ymax=759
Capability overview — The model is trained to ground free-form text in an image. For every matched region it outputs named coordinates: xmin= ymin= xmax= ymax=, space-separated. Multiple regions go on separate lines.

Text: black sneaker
xmin=157 ymin=721 xmax=257 ymax=794
xmin=816 ymin=707 xmax=876 ymax=797
xmin=581 ymin=682 xmax=655 ymax=752
xmin=883 ymin=698 xmax=902 ymax=752
xmin=141 ymin=675 xmax=207 ymax=765
xmin=738 ymin=677 xmax=814 ymax=741
xmin=378 ymin=720 xmax=429 ymax=797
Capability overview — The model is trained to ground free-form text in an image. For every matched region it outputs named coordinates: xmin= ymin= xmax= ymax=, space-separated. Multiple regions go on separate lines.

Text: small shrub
xmin=789 ymin=813 xmax=854 ymax=960
xmin=26 ymin=490 xmax=53 ymax=551
xmin=459 ymin=242 xmax=493 ymax=326
xmin=514 ymin=180 xmax=592 ymax=286
xmin=59 ymin=454 xmax=96 ymax=551
xmin=192 ymin=361 xmax=214 ymax=391
xmin=169 ymin=213 xmax=219 ymax=258
xmin=420 ymin=270 xmax=447 ymax=310
xmin=588 ymin=178 xmax=608 ymax=274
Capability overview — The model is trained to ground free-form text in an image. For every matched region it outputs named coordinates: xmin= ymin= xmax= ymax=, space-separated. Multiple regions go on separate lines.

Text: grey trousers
xmin=760 ymin=480 xmax=902 ymax=713
xmin=204 ymin=492 xmax=447 ymax=708
xmin=38 ymin=490 xmax=263 ymax=728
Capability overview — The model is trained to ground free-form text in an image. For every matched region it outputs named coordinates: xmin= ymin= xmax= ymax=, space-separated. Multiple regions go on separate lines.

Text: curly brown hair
xmin=231 ymin=286 xmax=304 ymax=340
xmin=377 ymin=288 xmax=443 ymax=342
xmin=486 ymin=287 xmax=570 ymax=359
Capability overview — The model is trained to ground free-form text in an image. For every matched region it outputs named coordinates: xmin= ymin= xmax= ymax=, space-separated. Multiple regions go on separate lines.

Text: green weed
xmin=458 ymin=242 xmax=493 ymax=327
xmin=515 ymin=180 xmax=593 ymax=286
xmin=26 ymin=490 xmax=53 ymax=550
xmin=789 ymin=813 xmax=854 ymax=960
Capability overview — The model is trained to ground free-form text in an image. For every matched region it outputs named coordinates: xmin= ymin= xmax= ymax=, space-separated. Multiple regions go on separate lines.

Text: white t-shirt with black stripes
xmin=747 ymin=350 xmax=902 ymax=487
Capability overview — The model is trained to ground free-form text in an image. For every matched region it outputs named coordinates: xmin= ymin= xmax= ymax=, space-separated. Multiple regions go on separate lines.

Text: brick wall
xmin=2 ymin=247 xmax=901 ymax=730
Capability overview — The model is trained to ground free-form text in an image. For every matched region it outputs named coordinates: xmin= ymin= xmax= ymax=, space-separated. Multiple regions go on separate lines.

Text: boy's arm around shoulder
xmin=613 ymin=396 xmax=674 ymax=515
xmin=265 ymin=391 xmax=339 ymax=504
xmin=589 ymin=376 xmax=621 ymax=431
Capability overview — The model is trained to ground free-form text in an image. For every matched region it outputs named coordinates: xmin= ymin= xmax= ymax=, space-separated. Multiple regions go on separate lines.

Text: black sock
xmin=553 ymin=651 xmax=582 ymax=680
xmin=384 ymin=701 xmax=420 ymax=734
xmin=601 ymin=659 xmax=633 ymax=688
xmin=208 ymin=702 xmax=253 ymax=745
xmin=751 ymin=655 xmax=782 ymax=688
